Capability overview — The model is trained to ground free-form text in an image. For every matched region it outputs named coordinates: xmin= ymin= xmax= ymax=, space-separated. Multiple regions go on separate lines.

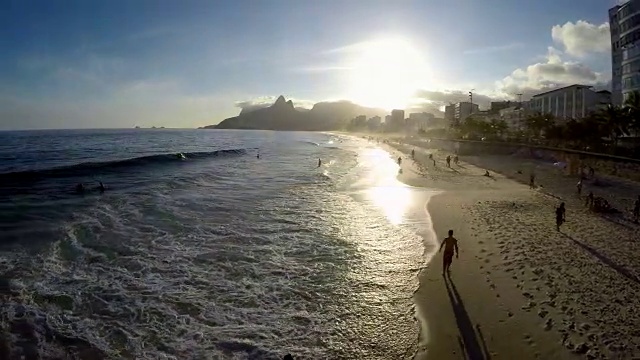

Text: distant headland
xmin=199 ymin=95 xmax=387 ymax=131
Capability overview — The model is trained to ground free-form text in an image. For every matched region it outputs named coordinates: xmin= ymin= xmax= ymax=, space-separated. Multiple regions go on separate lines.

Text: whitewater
xmin=0 ymin=129 xmax=435 ymax=359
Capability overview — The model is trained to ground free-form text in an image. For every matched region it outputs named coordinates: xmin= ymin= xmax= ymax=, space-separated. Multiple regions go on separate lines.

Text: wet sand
xmin=377 ymin=137 xmax=640 ymax=359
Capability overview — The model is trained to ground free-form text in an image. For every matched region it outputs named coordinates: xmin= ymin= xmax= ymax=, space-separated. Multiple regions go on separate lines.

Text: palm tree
xmin=596 ymin=104 xmax=629 ymax=150
xmin=624 ymin=91 xmax=640 ymax=144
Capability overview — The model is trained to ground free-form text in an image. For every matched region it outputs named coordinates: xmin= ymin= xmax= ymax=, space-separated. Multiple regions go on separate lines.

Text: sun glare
xmin=345 ymin=37 xmax=432 ymax=110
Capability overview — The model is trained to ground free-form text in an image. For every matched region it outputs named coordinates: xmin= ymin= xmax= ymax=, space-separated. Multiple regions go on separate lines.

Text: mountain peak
xmin=274 ymin=95 xmax=287 ymax=106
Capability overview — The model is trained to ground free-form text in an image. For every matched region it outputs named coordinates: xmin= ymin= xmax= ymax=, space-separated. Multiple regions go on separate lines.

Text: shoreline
xmin=372 ymin=136 xmax=574 ymax=359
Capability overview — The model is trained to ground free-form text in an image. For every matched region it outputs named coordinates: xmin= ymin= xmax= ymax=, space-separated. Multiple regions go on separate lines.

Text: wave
xmin=0 ymin=149 xmax=247 ymax=184
xmin=299 ymin=140 xmax=319 ymax=146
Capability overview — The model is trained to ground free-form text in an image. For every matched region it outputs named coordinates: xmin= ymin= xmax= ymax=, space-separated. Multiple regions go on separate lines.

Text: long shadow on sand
xmin=444 ymin=275 xmax=492 ymax=360
xmin=560 ymin=232 xmax=640 ymax=286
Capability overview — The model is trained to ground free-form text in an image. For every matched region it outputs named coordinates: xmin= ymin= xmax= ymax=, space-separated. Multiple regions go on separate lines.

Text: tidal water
xmin=0 ymin=129 xmax=436 ymax=359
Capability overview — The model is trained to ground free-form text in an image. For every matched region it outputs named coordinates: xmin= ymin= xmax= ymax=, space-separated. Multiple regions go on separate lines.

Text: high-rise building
xmin=454 ymin=102 xmax=479 ymax=123
xmin=609 ymin=0 xmax=640 ymax=105
xmin=389 ymin=109 xmax=405 ymax=130
xmin=444 ymin=104 xmax=455 ymax=122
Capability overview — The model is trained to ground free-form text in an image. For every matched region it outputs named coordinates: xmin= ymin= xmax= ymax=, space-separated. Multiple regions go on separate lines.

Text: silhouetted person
xmin=529 ymin=173 xmax=536 ymax=189
xmin=576 ymin=180 xmax=582 ymax=195
xmin=586 ymin=191 xmax=594 ymax=209
xmin=556 ymin=202 xmax=566 ymax=231
xmin=411 ymin=149 xmax=415 ymax=159
xmin=397 ymin=156 xmax=402 ymax=166
xmin=98 ymin=181 xmax=106 ymax=193
xmin=439 ymin=230 xmax=459 ymax=276
xmin=484 ymin=170 xmax=491 ymax=177
xmin=318 ymin=158 xmax=322 ymax=167
xmin=75 ymin=183 xmax=85 ymax=194
xmin=257 ymin=152 xmax=260 ymax=159
xmin=588 ymin=166 xmax=595 ymax=178
xmin=453 ymin=155 xmax=459 ymax=165
xmin=446 ymin=155 xmax=451 ymax=168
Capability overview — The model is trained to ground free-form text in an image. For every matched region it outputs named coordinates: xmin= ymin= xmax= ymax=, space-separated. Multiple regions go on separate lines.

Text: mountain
xmin=205 ymin=96 xmax=387 ymax=131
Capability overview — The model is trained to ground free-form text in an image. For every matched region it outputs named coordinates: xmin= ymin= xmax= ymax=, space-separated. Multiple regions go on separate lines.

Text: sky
xmin=0 ymin=0 xmax=622 ymax=130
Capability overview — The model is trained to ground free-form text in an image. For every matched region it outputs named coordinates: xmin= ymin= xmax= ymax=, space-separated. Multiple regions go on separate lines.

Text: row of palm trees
xmin=451 ymin=91 xmax=640 ymax=157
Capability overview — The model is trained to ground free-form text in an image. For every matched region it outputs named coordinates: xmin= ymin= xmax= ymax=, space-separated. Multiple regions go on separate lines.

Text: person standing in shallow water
xmin=439 ymin=230 xmax=459 ymax=276
xmin=317 ymin=158 xmax=321 ymax=167
xmin=556 ymin=202 xmax=566 ymax=231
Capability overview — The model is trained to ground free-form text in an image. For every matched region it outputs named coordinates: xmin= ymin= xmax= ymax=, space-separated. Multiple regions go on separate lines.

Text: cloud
xmin=235 ymin=96 xmax=316 ymax=114
xmin=413 ymin=89 xmax=498 ymax=108
xmin=495 ymin=47 xmax=610 ymax=99
xmin=463 ymin=43 xmax=524 ymax=55
xmin=551 ymin=20 xmax=611 ymax=58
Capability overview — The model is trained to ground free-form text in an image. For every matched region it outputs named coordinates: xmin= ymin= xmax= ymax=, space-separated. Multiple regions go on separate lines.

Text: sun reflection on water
xmin=362 ymin=148 xmax=413 ymax=225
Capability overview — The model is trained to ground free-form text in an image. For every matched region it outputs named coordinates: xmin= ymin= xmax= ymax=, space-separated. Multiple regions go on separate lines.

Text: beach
xmin=376 ymin=137 xmax=640 ymax=359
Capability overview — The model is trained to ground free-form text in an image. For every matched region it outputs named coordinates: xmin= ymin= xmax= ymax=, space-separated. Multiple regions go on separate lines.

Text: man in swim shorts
xmin=439 ymin=229 xmax=459 ymax=276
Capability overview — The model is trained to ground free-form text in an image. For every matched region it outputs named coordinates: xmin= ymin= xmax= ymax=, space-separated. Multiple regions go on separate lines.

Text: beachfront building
xmin=490 ymin=101 xmax=515 ymax=114
xmin=385 ymin=109 xmax=405 ymax=132
xmin=610 ymin=0 xmax=640 ymax=105
xmin=454 ymin=102 xmax=479 ymax=124
xmin=529 ymin=85 xmax=611 ymax=121
xmin=368 ymin=116 xmax=381 ymax=128
xmin=499 ymin=101 xmax=530 ymax=131
xmin=407 ymin=112 xmax=434 ymax=131
xmin=444 ymin=104 xmax=455 ymax=124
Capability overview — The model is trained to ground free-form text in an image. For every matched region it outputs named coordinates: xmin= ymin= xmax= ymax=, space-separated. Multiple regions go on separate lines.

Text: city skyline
xmin=0 ymin=0 xmax=620 ymax=130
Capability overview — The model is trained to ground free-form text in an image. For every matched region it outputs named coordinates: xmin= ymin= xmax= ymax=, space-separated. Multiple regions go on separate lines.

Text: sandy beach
xmin=371 ymin=136 xmax=640 ymax=359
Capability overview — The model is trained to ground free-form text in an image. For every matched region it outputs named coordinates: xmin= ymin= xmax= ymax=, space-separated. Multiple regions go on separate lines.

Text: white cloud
xmin=495 ymin=47 xmax=610 ymax=99
xmin=551 ymin=20 xmax=611 ymax=58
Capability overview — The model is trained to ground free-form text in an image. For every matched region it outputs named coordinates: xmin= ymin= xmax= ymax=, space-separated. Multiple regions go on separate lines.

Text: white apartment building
xmin=499 ymin=101 xmax=530 ymax=131
xmin=610 ymin=0 xmax=640 ymax=105
xmin=529 ymin=85 xmax=610 ymax=121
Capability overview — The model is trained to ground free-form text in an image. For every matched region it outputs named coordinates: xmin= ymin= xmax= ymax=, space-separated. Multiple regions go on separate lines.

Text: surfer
xmin=176 ymin=153 xmax=185 ymax=160
xmin=318 ymin=158 xmax=322 ymax=167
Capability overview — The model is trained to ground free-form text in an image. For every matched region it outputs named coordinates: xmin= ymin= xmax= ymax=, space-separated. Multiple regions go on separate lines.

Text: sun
xmin=344 ymin=37 xmax=432 ymax=110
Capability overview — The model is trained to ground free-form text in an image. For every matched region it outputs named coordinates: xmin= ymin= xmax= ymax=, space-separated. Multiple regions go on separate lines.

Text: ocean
xmin=0 ymin=129 xmax=436 ymax=359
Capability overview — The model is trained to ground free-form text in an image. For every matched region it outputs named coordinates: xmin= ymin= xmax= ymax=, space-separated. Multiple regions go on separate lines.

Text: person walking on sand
xmin=529 ymin=172 xmax=536 ymax=189
xmin=446 ymin=155 xmax=451 ymax=168
xmin=586 ymin=191 xmax=594 ymax=209
xmin=438 ymin=230 xmax=459 ymax=276
xmin=454 ymin=155 xmax=459 ymax=165
xmin=556 ymin=202 xmax=566 ymax=231
xmin=576 ymin=180 xmax=583 ymax=195
xmin=397 ymin=156 xmax=402 ymax=166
